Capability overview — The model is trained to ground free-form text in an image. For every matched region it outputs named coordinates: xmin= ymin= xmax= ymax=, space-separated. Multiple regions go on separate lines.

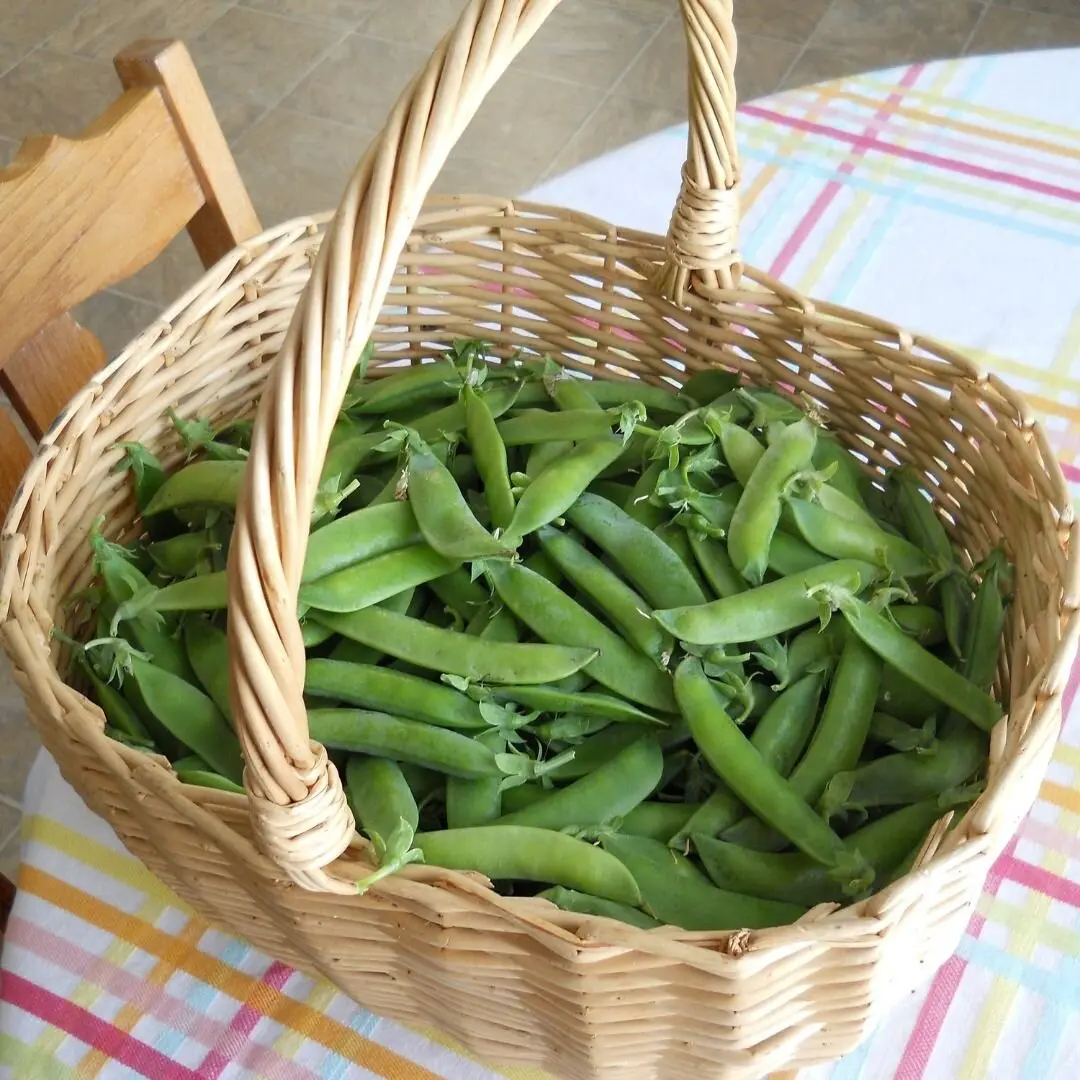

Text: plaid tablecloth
xmin=4 ymin=48 xmax=1080 ymax=1080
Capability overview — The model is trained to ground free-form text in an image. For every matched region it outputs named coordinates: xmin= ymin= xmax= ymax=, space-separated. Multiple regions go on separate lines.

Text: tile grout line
xmin=960 ymin=1 xmax=994 ymax=56
xmin=775 ymin=0 xmax=833 ymax=93
xmin=0 ymin=824 xmax=22 ymax=868
xmin=536 ymin=11 xmax=675 ymax=186
xmin=0 ymin=791 xmax=23 ymax=813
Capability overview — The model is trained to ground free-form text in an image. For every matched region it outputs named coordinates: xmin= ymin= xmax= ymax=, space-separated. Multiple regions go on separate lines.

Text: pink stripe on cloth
xmin=1 ymin=970 xmax=202 ymax=1080
xmin=5 ymin=919 xmax=324 ymax=1080
xmin=196 ymin=961 xmax=294 ymax=1080
xmin=1021 ymin=818 xmax=1080 ymax=862
xmin=996 ymin=851 xmax=1080 ymax=908
xmin=742 ymin=104 xmax=1080 ymax=205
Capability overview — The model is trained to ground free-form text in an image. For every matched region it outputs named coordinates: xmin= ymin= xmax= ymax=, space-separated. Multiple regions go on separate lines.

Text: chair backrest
xmin=0 ymin=38 xmax=261 ymax=516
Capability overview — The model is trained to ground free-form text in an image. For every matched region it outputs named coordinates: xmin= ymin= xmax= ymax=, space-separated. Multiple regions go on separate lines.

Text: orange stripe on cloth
xmin=20 ymin=865 xmax=444 ymax=1080
xmin=1040 ymin=779 xmax=1080 ymax=815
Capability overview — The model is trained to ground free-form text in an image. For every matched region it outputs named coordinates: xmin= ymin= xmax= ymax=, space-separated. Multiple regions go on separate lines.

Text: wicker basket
xmin=4 ymin=1 xmax=1080 ymax=1076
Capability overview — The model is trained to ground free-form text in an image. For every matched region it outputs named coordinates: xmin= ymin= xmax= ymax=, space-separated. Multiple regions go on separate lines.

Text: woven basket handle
xmin=227 ymin=0 xmax=741 ymax=893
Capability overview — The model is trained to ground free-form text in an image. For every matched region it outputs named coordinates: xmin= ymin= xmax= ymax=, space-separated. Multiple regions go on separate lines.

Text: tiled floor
xmin=0 ymin=0 xmax=1078 ymax=870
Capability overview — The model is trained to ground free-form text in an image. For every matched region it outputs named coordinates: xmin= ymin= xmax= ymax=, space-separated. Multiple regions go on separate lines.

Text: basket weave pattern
xmin=4 ymin=2 xmax=1080 ymax=1077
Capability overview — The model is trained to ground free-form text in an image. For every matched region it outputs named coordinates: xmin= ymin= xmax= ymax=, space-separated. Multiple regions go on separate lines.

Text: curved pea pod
xmin=476 ymin=606 xmax=520 ymax=643
xmin=539 ymin=886 xmax=660 ymax=929
xmin=820 ymin=724 xmax=987 ymax=819
xmin=485 ymin=560 xmax=676 ymax=712
xmin=688 ymin=531 xmax=746 ymax=598
xmin=548 ymin=375 xmax=603 ymax=412
xmin=889 ymin=603 xmax=946 ymax=646
xmin=305 ymin=659 xmax=485 ymax=730
xmin=877 ymin=665 xmax=940 ymax=723
xmin=785 ymin=498 xmax=932 ymax=578
xmin=299 ymin=546 xmax=458 ymax=613
xmin=546 ymin=724 xmax=650 ymax=781
xmin=681 ymin=369 xmax=741 ymax=406
xmin=114 ymin=441 xmax=167 ymax=513
xmin=525 ymin=438 xmax=569 ymax=480
xmin=128 ymin=657 xmax=243 ymax=785
xmin=313 ymin=606 xmax=597 ymax=685
xmin=320 ymin=429 xmax=392 ymax=486
xmin=147 ymin=531 xmax=220 ymax=578
xmin=81 ymin=657 xmax=151 ymax=742
xmin=620 ymin=801 xmax=700 ymax=843
xmin=717 ymin=421 xmax=765 ymax=487
xmin=869 ymin=712 xmax=939 ymax=755
xmin=184 ymin=617 xmax=233 ymax=725
xmin=302 ymin=502 xmax=421 ymax=583
xmin=840 ymin=596 xmax=1001 ymax=731
xmin=654 ymin=559 xmax=878 ymax=646
xmin=537 ymin=525 xmax=673 ymax=665
xmin=349 ymin=359 xmax=462 ymax=414
xmin=498 ymin=408 xmax=615 ymax=446
xmin=654 ymin=522 xmax=709 ymax=595
xmin=812 ymin=436 xmax=871 ymax=511
xmin=502 ymin=435 xmax=626 ymax=547
xmin=566 ymin=493 xmax=706 ymax=609
xmin=446 ymin=775 xmax=504 ymax=829
xmin=673 ymin=658 xmax=871 ymax=890
xmin=464 ymin=382 xmax=516 ymax=530
xmin=584 ymin=379 xmax=688 ymax=416
xmin=309 ymin=709 xmax=500 ymax=778
xmin=728 ymin=418 xmax=818 ymax=585
xmin=497 ymin=735 xmax=663 ymax=831
xmin=143 ymin=460 xmax=246 ymax=516
xmin=301 ymin=619 xmax=335 ymax=648
xmin=600 ymin=833 xmax=804 ymax=930
xmin=172 ymin=756 xmax=245 ymax=794
xmin=114 ymin=572 xmax=229 ymax=630
xmin=488 ymin=684 xmax=662 ymax=725
xmin=429 ymin=568 xmax=488 ymax=623
xmin=416 ymin=826 xmax=642 ymax=906
xmin=785 ymin=620 xmax=844 ymax=682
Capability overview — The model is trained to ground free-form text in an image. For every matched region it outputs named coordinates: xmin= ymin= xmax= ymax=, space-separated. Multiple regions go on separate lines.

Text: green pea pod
xmin=545 ymin=725 xmax=650 ymax=781
xmin=600 ymin=833 xmax=804 ymax=931
xmin=81 ymin=656 xmax=152 ymax=741
xmin=548 ymin=375 xmax=603 ymax=412
xmin=464 ymin=382 xmax=516 ymax=530
xmin=304 ymin=659 xmax=486 ymax=730
xmin=538 ymin=886 xmax=660 ymax=929
xmin=654 ymin=522 xmax=710 ymax=596
xmin=840 ymin=596 xmax=1001 ymax=731
xmin=681 ymin=369 xmax=741 ymax=406
xmin=147 ymin=532 xmax=220 ymax=578
xmin=302 ymin=502 xmax=421 ymax=583
xmin=184 ymin=617 xmax=234 ymax=725
xmin=654 ymin=559 xmax=878 ymax=646
xmin=868 ymin=712 xmax=939 ymax=755
xmin=785 ymin=498 xmax=932 ymax=578
xmin=584 ymin=380 xmax=687 ymax=416
xmin=299 ymin=546 xmax=459 ymax=613
xmin=114 ymin=442 xmax=167 ymax=513
xmin=589 ymin=480 xmax=633 ymax=504
xmin=525 ymin=438 xmax=570 ymax=479
xmin=429 ymin=568 xmax=488 ymax=623
xmin=688 ymin=531 xmax=746 ymax=598
xmin=820 ymin=725 xmax=987 ymax=818
xmin=717 ymin=422 xmax=765 ymax=487
xmin=889 ymin=604 xmax=946 ymax=646
xmin=485 ymin=561 xmax=676 ymax=712
xmin=143 ymin=460 xmax=246 ymax=516
xmin=114 ymin=572 xmax=228 ymax=629
xmin=498 ymin=409 xmax=614 ymax=446
xmin=877 ymin=665 xmax=940 ymax=723
xmin=812 ymin=437 xmax=871 ymax=512
xmin=477 ymin=607 xmax=520 ymax=642
xmin=786 ymin=621 xmax=844 ymax=682
xmin=346 ymin=756 xmax=423 ymax=890
xmin=496 ymin=735 xmax=663 ymax=831
xmin=537 ymin=525 xmax=672 ymax=665
xmin=446 ymin=774 xmax=504 ymax=828
xmin=503 ymin=435 xmax=626 ymax=547
xmin=320 ymin=429 xmax=392 ymax=487
xmin=416 ymin=826 xmax=642 ymax=907
xmin=727 ymin=418 xmax=818 ymax=585
xmin=301 ymin=619 xmax=335 ymax=648
xmin=313 ymin=606 xmax=598 ymax=685
xmin=566 ymin=493 xmax=707 ymax=609
xmin=350 ymin=359 xmax=462 ymax=414
xmin=488 ymin=684 xmax=662 ymax=725
xmin=128 ymin=657 xmax=243 ymax=785
xmin=172 ymin=757 xmax=246 ymax=794
xmin=309 ymin=709 xmax=500 ymax=778
xmin=673 ymin=658 xmax=870 ymax=890
xmin=620 ymin=801 xmax=700 ymax=843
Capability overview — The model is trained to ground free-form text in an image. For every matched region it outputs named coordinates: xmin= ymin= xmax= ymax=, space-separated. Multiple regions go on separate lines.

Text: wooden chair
xmin=0 ymin=37 xmax=262 ymax=936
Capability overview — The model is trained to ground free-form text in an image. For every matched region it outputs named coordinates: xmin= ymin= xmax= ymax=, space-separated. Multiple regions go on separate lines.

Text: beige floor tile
xmin=49 ymin=0 xmax=233 ymax=61
xmin=967 ymin=5 xmax=1080 ymax=52
xmin=234 ymin=108 xmax=377 ymax=226
xmin=811 ymin=0 xmax=985 ymax=61
xmin=2 ymin=0 xmax=94 ymax=48
xmin=991 ymin=0 xmax=1080 ymax=14
xmin=115 ymin=233 xmax=208 ymax=309
xmin=735 ymin=32 xmax=803 ymax=102
xmin=189 ymin=6 xmax=342 ymax=112
xmin=432 ymin=144 xmax=544 ymax=198
xmin=734 ymin=0 xmax=832 ymax=44
xmin=0 ymin=797 xmax=22 ymax=880
xmin=74 ymin=290 xmax=163 ymax=359
xmin=780 ymin=42 xmax=906 ymax=90
xmin=0 ymin=38 xmax=31 ymax=77
xmin=0 ymin=135 xmax=15 ymax=166
xmin=243 ymin=0 xmax=385 ymax=31
xmin=0 ymin=657 xmax=41 ymax=808
xmin=546 ymin=94 xmax=685 ymax=178
xmin=362 ymin=0 xmax=486 ymax=50
xmin=0 ymin=49 xmax=119 ymax=142
xmin=284 ymin=33 xmax=431 ymax=128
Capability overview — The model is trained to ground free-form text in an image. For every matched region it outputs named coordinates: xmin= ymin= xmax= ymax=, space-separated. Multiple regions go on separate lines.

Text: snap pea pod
xmin=183 ymin=617 xmax=233 ymax=725
xmin=785 ymin=498 xmax=932 ymax=578
xmin=312 ymin=606 xmax=597 ymax=685
xmin=128 ymin=657 xmax=243 ymax=784
xmin=546 ymin=724 xmax=651 ymax=781
xmin=538 ymin=886 xmax=660 ymax=929
xmin=525 ymin=438 xmax=569 ymax=479
xmin=301 ymin=502 xmax=421 ymax=583
xmin=406 ymin=432 xmax=511 ymax=560
xmin=877 ymin=665 xmax=940 ymax=723
xmin=785 ymin=620 xmax=845 ymax=682
xmin=415 ymin=827 xmax=642 ymax=906
xmin=537 ymin=525 xmax=672 ymax=664
xmin=590 ymin=480 xmax=634 ymax=504
xmin=868 ymin=712 xmax=939 ymax=755
xmin=347 ymin=756 xmax=420 ymax=843
xmin=477 ymin=606 xmax=520 ymax=642
xmin=688 ymin=531 xmax=746 ymax=598
xmin=654 ymin=559 xmax=877 ymax=646
xmin=143 ymin=460 xmax=246 ymax=516
xmin=600 ymin=834 xmax=804 ymax=930
xmin=497 ymin=409 xmax=615 ymax=445
xmin=728 ymin=417 xmax=818 ymax=584
xmin=496 ymin=735 xmax=663 ymax=830
xmin=620 ymin=801 xmax=700 ymax=843
xmin=147 ymin=531 xmax=220 ymax=578
xmin=840 ymin=596 xmax=1001 ymax=731
xmin=654 ymin=522 xmax=710 ymax=596
xmin=81 ymin=657 xmax=151 ymax=741
xmin=446 ymin=775 xmax=504 ymax=829
xmin=893 ymin=468 xmax=971 ymax=657
xmin=548 ymin=375 xmax=603 ymax=412
xmin=502 ymin=435 xmax=626 ymax=548
xmin=584 ymin=380 xmax=687 ymax=415
xmin=301 ymin=619 xmax=336 ymax=648
xmin=485 ymin=561 xmax=676 ymax=712
xmin=350 ymin=359 xmax=463 ymax=414
xmin=464 ymin=381 xmax=515 ymax=529
xmin=114 ymin=571 xmax=228 ymax=626
xmin=309 ymin=709 xmax=500 ymax=778
xmin=812 ymin=436 xmax=871 ymax=511
xmin=305 ymin=659 xmax=486 ymax=729
xmin=820 ymin=725 xmax=987 ymax=818
xmin=531 ymin=713 xmax=611 ymax=742
xmin=673 ymin=658 xmax=871 ymax=889
xmin=299 ymin=546 xmax=458 ymax=613
xmin=114 ymin=442 xmax=167 ymax=516
xmin=717 ymin=421 xmax=765 ymax=487
xmin=566 ymin=493 xmax=707 ymax=609
xmin=429 ymin=568 xmax=488 ymax=623
xmin=695 ymin=796 xmax=956 ymax=908
xmin=681 ymin=369 xmax=741 ymax=406
xmin=889 ymin=604 xmax=947 ymax=646
xmin=172 ymin=757 xmax=245 ymax=794
xmin=487 ymin=684 xmax=662 ymax=725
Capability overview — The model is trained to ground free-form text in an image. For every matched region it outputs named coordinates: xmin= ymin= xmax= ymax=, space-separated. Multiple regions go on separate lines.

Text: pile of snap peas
xmin=68 ymin=339 xmax=1011 ymax=933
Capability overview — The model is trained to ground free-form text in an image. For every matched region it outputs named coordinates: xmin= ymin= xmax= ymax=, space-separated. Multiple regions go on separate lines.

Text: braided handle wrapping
xmin=227 ymin=0 xmax=741 ymax=892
